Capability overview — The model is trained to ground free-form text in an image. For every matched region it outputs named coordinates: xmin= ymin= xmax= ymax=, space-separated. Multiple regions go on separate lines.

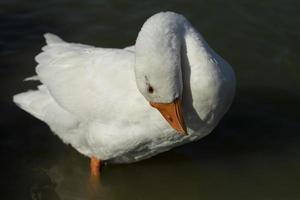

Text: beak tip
xmin=150 ymin=98 xmax=187 ymax=136
xmin=178 ymin=128 xmax=188 ymax=135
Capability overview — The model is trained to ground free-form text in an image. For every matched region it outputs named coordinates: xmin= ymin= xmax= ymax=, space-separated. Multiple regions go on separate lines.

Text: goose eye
xmin=148 ymin=86 xmax=154 ymax=94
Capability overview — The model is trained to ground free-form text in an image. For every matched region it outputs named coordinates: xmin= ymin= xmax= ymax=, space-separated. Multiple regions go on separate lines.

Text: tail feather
xmin=35 ymin=33 xmax=92 ymax=67
xmin=35 ymin=33 xmax=67 ymax=66
xmin=44 ymin=33 xmax=65 ymax=45
xmin=24 ymin=75 xmax=39 ymax=81
xmin=13 ymin=85 xmax=50 ymax=121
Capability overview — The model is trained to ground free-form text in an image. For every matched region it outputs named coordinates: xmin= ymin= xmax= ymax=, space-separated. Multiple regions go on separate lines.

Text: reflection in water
xmin=5 ymin=88 xmax=299 ymax=200
xmin=1 ymin=0 xmax=300 ymax=199
xmin=44 ymin=149 xmax=202 ymax=200
xmin=45 ymin=158 xmax=110 ymax=200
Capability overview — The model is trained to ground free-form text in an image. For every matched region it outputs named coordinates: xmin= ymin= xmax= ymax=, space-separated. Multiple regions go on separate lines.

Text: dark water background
xmin=1 ymin=0 xmax=300 ymax=199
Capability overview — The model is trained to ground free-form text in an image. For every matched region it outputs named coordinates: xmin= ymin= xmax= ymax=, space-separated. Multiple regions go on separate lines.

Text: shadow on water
xmin=2 ymin=87 xmax=300 ymax=200
xmin=182 ymin=87 xmax=300 ymax=158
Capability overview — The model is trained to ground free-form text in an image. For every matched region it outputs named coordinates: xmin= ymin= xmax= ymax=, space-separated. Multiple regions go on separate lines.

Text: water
xmin=1 ymin=0 xmax=300 ymax=199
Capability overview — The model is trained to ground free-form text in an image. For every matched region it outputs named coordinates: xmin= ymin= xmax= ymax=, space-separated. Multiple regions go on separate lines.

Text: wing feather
xmin=35 ymin=33 xmax=136 ymax=120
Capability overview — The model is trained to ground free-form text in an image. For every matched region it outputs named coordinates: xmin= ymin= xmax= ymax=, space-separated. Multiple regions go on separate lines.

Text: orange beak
xmin=150 ymin=98 xmax=187 ymax=135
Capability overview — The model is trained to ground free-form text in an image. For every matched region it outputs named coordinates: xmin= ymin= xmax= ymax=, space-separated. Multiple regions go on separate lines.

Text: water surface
xmin=1 ymin=0 xmax=300 ymax=199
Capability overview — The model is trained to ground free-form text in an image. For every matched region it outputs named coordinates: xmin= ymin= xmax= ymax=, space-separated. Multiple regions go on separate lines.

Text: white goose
xmin=14 ymin=12 xmax=235 ymax=176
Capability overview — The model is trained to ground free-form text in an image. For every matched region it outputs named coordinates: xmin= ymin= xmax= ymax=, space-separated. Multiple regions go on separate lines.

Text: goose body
xmin=14 ymin=12 xmax=235 ymax=164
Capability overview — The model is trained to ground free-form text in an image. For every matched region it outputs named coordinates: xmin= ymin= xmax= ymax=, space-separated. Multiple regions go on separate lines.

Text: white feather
xmin=13 ymin=12 xmax=235 ymax=163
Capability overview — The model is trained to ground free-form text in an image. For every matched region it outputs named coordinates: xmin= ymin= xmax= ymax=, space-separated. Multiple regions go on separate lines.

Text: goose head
xmin=134 ymin=12 xmax=189 ymax=134
xmin=135 ymin=12 xmax=236 ymax=135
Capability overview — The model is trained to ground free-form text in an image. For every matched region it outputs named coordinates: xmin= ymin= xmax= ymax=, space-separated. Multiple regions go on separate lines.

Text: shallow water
xmin=1 ymin=0 xmax=300 ymax=199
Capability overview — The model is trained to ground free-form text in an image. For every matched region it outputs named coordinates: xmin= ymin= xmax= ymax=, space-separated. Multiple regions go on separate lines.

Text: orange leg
xmin=90 ymin=156 xmax=102 ymax=177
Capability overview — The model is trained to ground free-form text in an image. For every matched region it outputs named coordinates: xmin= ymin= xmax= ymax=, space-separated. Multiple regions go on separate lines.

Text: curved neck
xmin=134 ymin=12 xmax=215 ymax=104
xmin=135 ymin=12 xmax=236 ymax=129
xmin=134 ymin=12 xmax=192 ymax=103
